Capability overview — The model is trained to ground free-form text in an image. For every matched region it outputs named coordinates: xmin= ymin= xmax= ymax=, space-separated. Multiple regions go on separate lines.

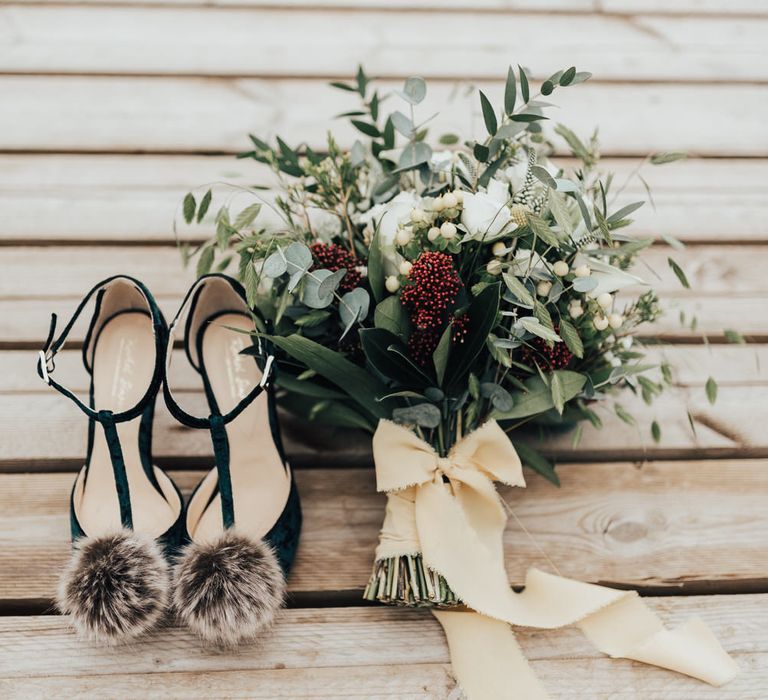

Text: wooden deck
xmin=1 ymin=1 xmax=767 ymax=697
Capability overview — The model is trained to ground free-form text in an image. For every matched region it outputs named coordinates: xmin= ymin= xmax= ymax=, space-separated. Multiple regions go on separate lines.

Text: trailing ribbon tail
xmin=367 ymin=419 xmax=738 ymax=699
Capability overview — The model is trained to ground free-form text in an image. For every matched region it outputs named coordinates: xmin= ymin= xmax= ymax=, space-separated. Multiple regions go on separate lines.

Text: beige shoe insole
xmin=189 ymin=314 xmax=291 ymax=544
xmin=77 ymin=313 xmax=178 ymax=537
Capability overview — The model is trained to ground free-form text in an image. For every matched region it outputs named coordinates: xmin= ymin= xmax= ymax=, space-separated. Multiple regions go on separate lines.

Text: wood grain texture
xmin=2 ymin=155 xmax=766 ymax=243
xmin=1 ymin=7 xmax=765 ymax=81
xmin=1 ymin=461 xmax=766 ymax=604
xmin=0 ymin=596 xmax=765 ymax=698
xmin=7 ymin=0 xmax=768 ymax=14
xmin=0 ymin=78 xmax=764 ymax=156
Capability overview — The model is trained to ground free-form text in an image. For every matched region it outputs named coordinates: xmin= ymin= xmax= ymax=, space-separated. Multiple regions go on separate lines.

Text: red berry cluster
xmin=400 ymin=252 xmax=463 ymax=365
xmin=310 ymin=242 xmax=362 ymax=293
xmin=521 ymin=326 xmax=573 ymax=370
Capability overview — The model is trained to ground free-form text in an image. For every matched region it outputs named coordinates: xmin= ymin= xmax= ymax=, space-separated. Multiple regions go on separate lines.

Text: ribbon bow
xmin=370 ymin=419 xmax=737 ymax=699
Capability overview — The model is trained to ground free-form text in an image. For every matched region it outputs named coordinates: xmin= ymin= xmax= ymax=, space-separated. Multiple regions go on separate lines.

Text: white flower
xmin=460 ymin=179 xmax=514 ymax=242
xmin=306 ymin=208 xmax=342 ymax=242
xmin=359 ymin=191 xmax=421 ymax=274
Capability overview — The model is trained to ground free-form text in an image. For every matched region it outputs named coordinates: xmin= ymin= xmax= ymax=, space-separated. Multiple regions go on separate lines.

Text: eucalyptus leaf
xmin=318 ymin=268 xmax=347 ymax=297
xmin=339 ymin=288 xmax=370 ymax=339
xmin=302 ymin=269 xmax=336 ymax=308
xmin=398 ymin=142 xmax=432 ymax=171
xmin=263 ymin=250 xmax=288 ymax=277
xmin=284 ymin=241 xmax=313 ymax=271
xmin=393 ymin=403 xmax=441 ymax=429
xmin=480 ymin=382 xmax=513 ymax=412
xmin=398 ymin=76 xmax=427 ymax=105
xmin=391 ymin=111 xmax=414 ymax=138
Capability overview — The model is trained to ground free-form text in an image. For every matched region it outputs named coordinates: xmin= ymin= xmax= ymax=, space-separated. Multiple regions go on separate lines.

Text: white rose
xmin=460 ymin=179 xmax=514 ymax=242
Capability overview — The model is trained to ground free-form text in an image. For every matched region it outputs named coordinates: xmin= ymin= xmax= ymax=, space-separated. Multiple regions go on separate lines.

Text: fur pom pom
xmin=172 ymin=530 xmax=286 ymax=647
xmin=57 ymin=530 xmax=170 ymax=644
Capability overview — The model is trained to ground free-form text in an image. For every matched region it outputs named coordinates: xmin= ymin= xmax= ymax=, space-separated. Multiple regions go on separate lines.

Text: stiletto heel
xmin=38 ymin=276 xmax=185 ymax=643
xmin=164 ymin=274 xmax=301 ymax=647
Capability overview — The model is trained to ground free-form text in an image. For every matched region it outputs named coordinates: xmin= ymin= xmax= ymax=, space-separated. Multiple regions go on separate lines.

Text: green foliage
xmin=176 ymin=64 xmax=688 ymax=454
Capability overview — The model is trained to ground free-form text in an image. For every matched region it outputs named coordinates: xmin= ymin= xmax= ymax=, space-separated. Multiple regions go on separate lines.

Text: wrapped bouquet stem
xmin=364 ymin=419 xmax=736 ymax=699
xmin=180 ymin=65 xmax=738 ymax=697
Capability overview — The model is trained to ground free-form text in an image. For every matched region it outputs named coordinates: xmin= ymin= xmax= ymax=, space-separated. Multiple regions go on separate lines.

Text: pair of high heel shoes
xmin=37 ymin=274 xmax=300 ymax=646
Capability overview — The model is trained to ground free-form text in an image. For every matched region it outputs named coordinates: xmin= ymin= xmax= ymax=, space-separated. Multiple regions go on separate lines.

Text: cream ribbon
xmin=372 ymin=419 xmax=738 ymax=699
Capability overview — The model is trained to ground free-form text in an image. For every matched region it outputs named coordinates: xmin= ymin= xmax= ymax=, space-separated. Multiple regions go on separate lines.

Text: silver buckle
xmin=259 ymin=354 xmax=275 ymax=388
xmin=38 ymin=350 xmax=53 ymax=384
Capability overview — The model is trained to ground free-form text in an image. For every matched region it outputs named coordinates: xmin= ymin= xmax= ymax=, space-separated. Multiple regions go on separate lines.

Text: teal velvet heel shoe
xmin=37 ymin=276 xmax=185 ymax=644
xmin=163 ymin=274 xmax=301 ymax=647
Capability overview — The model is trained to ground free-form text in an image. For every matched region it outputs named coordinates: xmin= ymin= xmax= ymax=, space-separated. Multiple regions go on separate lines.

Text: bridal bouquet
xmin=181 ymin=65 xmax=682 ymax=481
xmin=179 ymin=67 xmax=736 ymax=698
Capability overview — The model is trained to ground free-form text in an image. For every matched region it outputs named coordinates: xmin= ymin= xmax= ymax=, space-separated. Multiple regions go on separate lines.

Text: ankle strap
xmin=36 ymin=275 xmax=167 ymax=423
xmin=162 ymin=274 xmax=275 ymax=430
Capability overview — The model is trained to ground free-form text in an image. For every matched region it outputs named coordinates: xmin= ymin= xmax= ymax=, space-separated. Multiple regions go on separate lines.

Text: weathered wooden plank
xmin=9 ymin=0 xmax=768 ymax=14
xmin=6 ymin=0 xmax=768 ymax=15
xmin=2 ymin=155 xmax=765 ymax=243
xmin=1 ymin=461 xmax=766 ymax=605
xmin=0 ymin=78 xmax=763 ymax=156
xmin=0 ymin=596 xmax=764 ymax=699
xmin=1 ymin=7 xmax=765 ymax=81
